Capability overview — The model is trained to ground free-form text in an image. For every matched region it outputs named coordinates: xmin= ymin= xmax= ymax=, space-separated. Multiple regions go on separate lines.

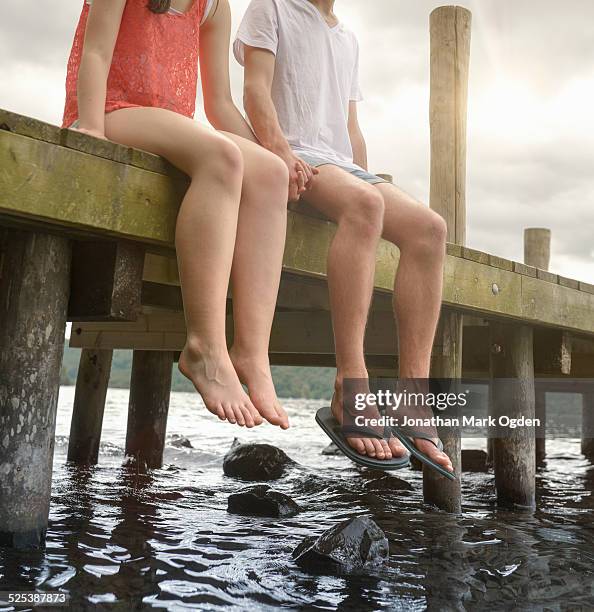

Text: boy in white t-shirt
xmin=234 ymin=0 xmax=454 ymax=475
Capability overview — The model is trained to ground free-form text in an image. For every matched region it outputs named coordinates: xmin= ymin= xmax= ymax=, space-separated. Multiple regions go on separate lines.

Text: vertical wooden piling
xmin=0 ymin=230 xmax=71 ymax=547
xmin=425 ymin=5 xmax=472 ymax=513
xmin=582 ymin=392 xmax=594 ymax=462
xmin=125 ymin=350 xmax=174 ymax=469
xmin=524 ymin=228 xmax=551 ymax=466
xmin=67 ymin=349 xmax=113 ymax=465
xmin=489 ymin=324 xmax=536 ymax=508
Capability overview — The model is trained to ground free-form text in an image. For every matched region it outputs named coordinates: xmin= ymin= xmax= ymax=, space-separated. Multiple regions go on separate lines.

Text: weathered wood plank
xmin=2 ymin=120 xmax=594 ymax=335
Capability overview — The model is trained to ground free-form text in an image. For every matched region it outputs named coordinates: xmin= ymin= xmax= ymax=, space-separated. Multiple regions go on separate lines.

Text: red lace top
xmin=62 ymin=0 xmax=208 ymax=128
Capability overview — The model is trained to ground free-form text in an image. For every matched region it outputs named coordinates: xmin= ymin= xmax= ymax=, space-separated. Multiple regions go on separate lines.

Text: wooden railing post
xmin=582 ymin=392 xmax=594 ymax=462
xmin=425 ymin=5 xmax=472 ymax=513
xmin=67 ymin=348 xmax=113 ymax=465
xmin=524 ymin=228 xmax=551 ymax=466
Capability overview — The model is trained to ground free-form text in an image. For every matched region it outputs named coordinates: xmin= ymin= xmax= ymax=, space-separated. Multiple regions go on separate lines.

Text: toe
xmin=363 ymin=438 xmax=376 ymax=457
xmin=240 ymin=404 xmax=255 ymax=428
xmin=348 ymin=437 xmax=366 ymax=455
xmin=274 ymin=402 xmax=290 ymax=429
xmin=215 ymin=404 xmax=226 ymax=421
xmin=388 ymin=437 xmax=407 ymax=458
xmin=372 ymin=439 xmax=385 ymax=459
xmin=223 ymin=404 xmax=236 ymax=425
xmin=233 ymin=404 xmax=246 ymax=427
xmin=380 ymin=439 xmax=392 ymax=459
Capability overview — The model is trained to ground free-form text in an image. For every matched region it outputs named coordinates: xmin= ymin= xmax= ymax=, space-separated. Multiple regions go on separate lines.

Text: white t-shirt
xmin=234 ymin=0 xmax=363 ymax=169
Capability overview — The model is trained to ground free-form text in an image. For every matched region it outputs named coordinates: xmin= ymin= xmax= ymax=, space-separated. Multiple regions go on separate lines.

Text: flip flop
xmin=315 ymin=406 xmax=410 ymax=471
xmin=390 ymin=428 xmax=456 ymax=481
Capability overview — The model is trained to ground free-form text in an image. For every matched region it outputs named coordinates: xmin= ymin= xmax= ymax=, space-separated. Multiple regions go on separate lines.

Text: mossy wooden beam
xmin=2 ymin=113 xmax=594 ymax=335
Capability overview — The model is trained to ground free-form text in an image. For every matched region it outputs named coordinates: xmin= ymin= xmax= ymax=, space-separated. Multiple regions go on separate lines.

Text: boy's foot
xmin=332 ymin=377 xmax=407 ymax=460
xmin=230 ymin=348 xmax=290 ymax=429
xmin=179 ymin=342 xmax=264 ymax=428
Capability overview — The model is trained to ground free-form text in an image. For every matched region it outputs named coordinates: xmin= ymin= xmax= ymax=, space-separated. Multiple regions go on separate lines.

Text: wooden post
xmin=425 ymin=6 xmax=472 ymax=513
xmin=524 ymin=228 xmax=551 ymax=465
xmin=582 ymin=391 xmax=594 ymax=462
xmin=67 ymin=348 xmax=113 ymax=465
xmin=489 ymin=324 xmax=536 ymax=508
xmin=125 ymin=350 xmax=174 ymax=469
xmin=0 ymin=230 xmax=70 ymax=548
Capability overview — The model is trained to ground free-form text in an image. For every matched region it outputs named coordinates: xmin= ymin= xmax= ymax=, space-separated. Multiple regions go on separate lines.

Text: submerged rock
xmin=223 ymin=439 xmax=294 ymax=481
xmin=362 ymin=474 xmax=413 ymax=492
xmin=227 ymin=485 xmax=301 ymax=518
xmin=321 ymin=442 xmax=341 ymax=456
xmin=170 ymin=434 xmax=193 ymax=449
xmin=293 ymin=516 xmax=389 ymax=573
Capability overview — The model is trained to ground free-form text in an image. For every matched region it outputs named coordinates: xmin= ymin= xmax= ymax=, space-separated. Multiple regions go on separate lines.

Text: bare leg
xmin=221 ymin=133 xmax=290 ymax=429
xmin=302 ymin=165 xmax=407 ymax=460
xmin=104 ymin=106 xmax=265 ymax=428
xmin=375 ymin=182 xmax=453 ymax=472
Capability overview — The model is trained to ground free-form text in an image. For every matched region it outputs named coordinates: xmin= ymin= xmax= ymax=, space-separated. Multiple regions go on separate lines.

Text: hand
xmin=278 ymin=150 xmax=319 ymax=202
xmin=72 ymin=126 xmax=107 ymax=141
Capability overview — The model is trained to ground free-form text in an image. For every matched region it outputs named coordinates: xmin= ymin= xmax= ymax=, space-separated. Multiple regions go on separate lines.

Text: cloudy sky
xmin=1 ymin=0 xmax=593 ymax=281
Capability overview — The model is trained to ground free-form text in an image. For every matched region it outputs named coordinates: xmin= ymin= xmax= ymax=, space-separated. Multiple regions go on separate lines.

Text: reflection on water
xmin=1 ymin=387 xmax=594 ymax=610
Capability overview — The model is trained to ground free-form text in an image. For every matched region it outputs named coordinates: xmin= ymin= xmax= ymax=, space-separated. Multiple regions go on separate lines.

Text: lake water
xmin=1 ymin=387 xmax=594 ymax=610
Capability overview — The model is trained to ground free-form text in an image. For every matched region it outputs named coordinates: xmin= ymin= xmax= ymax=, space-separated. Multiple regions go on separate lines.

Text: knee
xmin=408 ymin=210 xmax=448 ymax=257
xmin=193 ymin=137 xmax=243 ymax=183
xmin=258 ymin=151 xmax=290 ymax=199
xmin=341 ymin=189 xmax=385 ymax=240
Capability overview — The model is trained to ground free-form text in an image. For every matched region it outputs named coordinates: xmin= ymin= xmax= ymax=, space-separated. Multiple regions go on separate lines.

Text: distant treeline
xmin=61 ymin=347 xmax=335 ymax=400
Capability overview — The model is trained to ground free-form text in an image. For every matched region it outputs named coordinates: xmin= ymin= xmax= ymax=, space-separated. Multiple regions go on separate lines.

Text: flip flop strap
xmin=341 ymin=425 xmax=384 ymax=440
xmin=398 ymin=429 xmax=443 ymax=450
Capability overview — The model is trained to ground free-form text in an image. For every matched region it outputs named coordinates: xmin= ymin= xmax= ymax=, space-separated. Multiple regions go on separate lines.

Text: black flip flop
xmin=316 ymin=406 xmax=410 ymax=471
xmin=390 ymin=428 xmax=456 ymax=481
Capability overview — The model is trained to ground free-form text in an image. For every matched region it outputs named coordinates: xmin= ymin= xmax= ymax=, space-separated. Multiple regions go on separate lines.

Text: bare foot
xmin=229 ymin=348 xmax=290 ymax=430
xmin=178 ymin=342 xmax=263 ymax=428
xmin=332 ymin=376 xmax=407 ymax=461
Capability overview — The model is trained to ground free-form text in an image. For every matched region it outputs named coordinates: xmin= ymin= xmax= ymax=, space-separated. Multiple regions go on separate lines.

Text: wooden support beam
xmin=69 ymin=241 xmax=145 ymax=321
xmin=0 ymin=230 xmax=70 ymax=548
xmin=489 ymin=323 xmax=536 ymax=509
xmin=525 ymin=228 xmax=552 ymax=465
xmin=125 ymin=350 xmax=174 ymax=469
xmin=582 ymin=392 xmax=594 ymax=463
xmin=423 ymin=5 xmax=472 ymax=513
xmin=67 ymin=348 xmax=113 ymax=465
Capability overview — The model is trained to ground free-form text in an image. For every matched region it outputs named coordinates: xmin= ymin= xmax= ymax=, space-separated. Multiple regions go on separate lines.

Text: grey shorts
xmin=297 ymin=152 xmax=388 ymax=185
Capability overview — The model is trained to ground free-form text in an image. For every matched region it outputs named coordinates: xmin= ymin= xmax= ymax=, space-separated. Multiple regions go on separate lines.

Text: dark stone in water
xmin=227 ymin=485 xmax=301 ymax=518
xmin=363 ymin=475 xmax=413 ymax=491
xmin=170 ymin=435 xmax=193 ymax=449
xmin=462 ymin=449 xmax=490 ymax=472
xmin=223 ymin=439 xmax=294 ymax=481
xmin=321 ymin=442 xmax=341 ymax=456
xmin=293 ymin=516 xmax=389 ymax=573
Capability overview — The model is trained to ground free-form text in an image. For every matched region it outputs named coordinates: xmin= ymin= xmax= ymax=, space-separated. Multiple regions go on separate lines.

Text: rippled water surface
xmin=2 ymin=387 xmax=594 ymax=610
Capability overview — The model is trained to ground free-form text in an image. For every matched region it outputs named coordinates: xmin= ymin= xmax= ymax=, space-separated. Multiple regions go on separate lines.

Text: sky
xmin=1 ymin=0 xmax=593 ymax=282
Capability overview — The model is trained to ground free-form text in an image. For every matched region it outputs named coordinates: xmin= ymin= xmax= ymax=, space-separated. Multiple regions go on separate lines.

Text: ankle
xmin=183 ymin=335 xmax=228 ymax=360
xmin=229 ymin=345 xmax=270 ymax=366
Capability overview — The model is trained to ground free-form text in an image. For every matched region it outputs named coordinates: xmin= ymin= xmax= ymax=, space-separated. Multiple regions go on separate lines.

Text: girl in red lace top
xmin=65 ymin=0 xmax=290 ymax=430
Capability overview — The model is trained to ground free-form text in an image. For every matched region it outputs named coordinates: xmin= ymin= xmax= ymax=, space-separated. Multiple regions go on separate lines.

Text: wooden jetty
xmin=1 ymin=6 xmax=593 ymax=547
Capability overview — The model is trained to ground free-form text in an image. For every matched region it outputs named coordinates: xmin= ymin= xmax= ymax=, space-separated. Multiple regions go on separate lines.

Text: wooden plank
xmin=2 ymin=123 xmax=594 ymax=335
xmin=558 ymin=276 xmax=580 ymax=290
xmin=536 ymin=269 xmax=559 ymax=284
xmin=488 ymin=254 xmax=514 ymax=272
xmin=513 ymin=262 xmax=537 ymax=278
xmin=0 ymin=108 xmax=172 ymax=175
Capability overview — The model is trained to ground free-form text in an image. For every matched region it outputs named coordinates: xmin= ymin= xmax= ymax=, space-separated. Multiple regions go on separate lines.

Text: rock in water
xmin=293 ymin=516 xmax=389 ymax=573
xmin=223 ymin=439 xmax=294 ymax=481
xmin=170 ymin=434 xmax=193 ymax=449
xmin=227 ymin=485 xmax=301 ymax=518
xmin=321 ymin=442 xmax=341 ymax=456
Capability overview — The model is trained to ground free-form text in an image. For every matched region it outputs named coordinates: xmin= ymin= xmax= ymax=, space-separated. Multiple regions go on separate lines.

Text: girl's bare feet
xmin=332 ymin=375 xmax=408 ymax=460
xmin=229 ymin=348 xmax=290 ymax=429
xmin=179 ymin=341 xmax=263 ymax=428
